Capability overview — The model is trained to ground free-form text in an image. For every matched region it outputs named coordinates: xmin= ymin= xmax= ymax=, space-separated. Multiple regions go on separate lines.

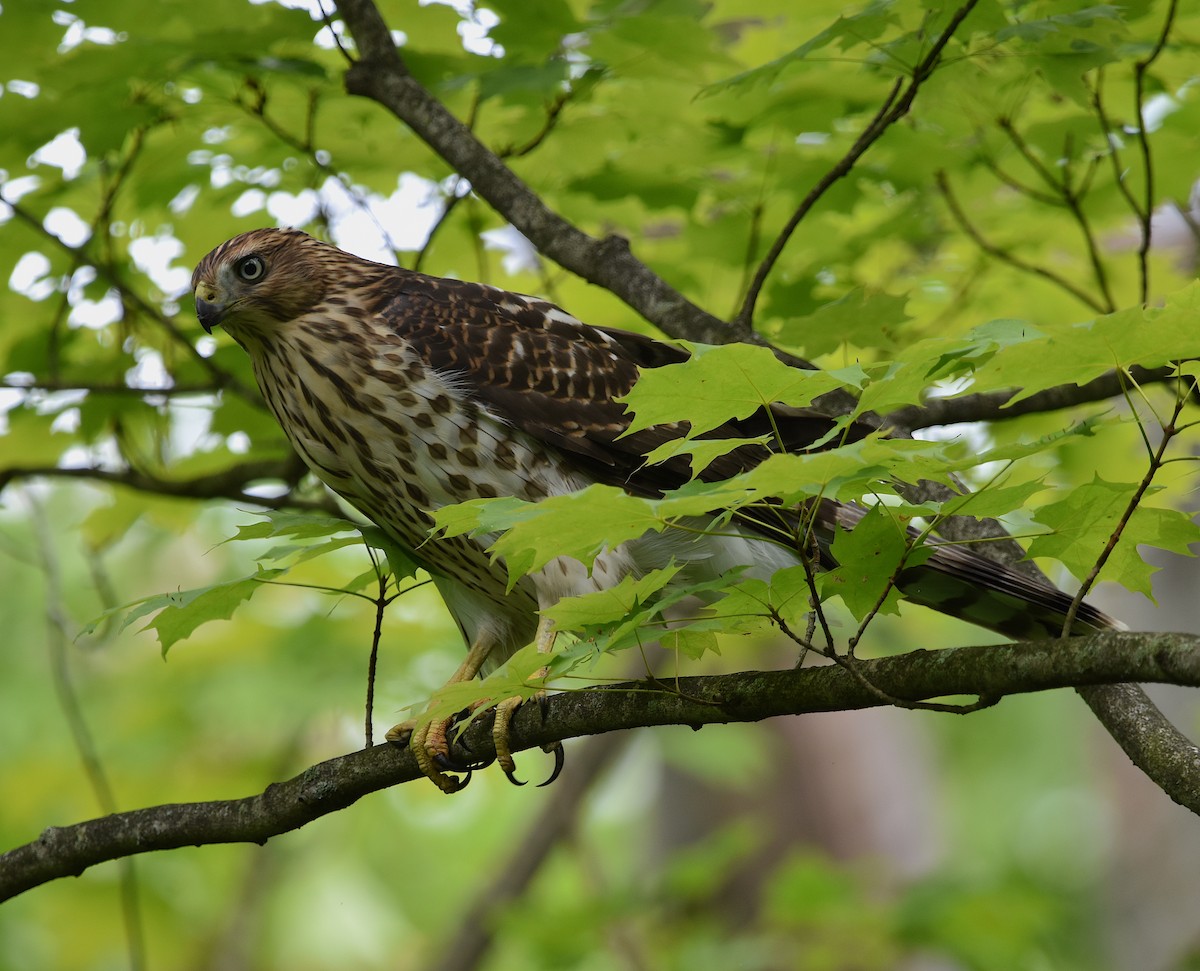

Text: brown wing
xmin=376 ymin=270 xmax=858 ymax=496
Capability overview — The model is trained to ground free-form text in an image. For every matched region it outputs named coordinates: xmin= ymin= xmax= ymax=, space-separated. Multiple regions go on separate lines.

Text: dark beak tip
xmin=194 ymin=297 xmax=220 ymax=335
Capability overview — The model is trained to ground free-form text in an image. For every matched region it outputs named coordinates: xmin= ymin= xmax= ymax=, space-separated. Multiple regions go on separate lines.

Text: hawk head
xmin=191 ymin=228 xmax=332 ymax=336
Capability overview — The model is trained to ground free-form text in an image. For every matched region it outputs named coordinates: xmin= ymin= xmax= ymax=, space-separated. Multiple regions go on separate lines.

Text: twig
xmin=1061 ymin=393 xmax=1185 ymax=634
xmin=734 ymin=0 xmax=983 ymax=330
xmin=3 ymin=378 xmax=221 ymax=397
xmin=334 ymin=0 xmax=737 ymax=346
xmin=997 ymin=118 xmax=1115 ymax=312
xmin=234 ymin=79 xmax=402 ymax=257
xmin=1 ymin=197 xmax=260 ymax=403
xmin=26 ymin=497 xmax=146 ymax=970
xmin=363 ymin=551 xmax=395 ymax=748
xmin=1132 ymin=0 xmax=1179 ymax=304
xmin=0 ymin=459 xmax=328 ymax=512
xmin=936 ymin=170 xmax=1108 ymax=313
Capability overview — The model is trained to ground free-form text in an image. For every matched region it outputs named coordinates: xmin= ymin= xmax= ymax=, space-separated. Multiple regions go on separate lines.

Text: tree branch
xmin=333 ymin=0 xmax=737 ymax=347
xmin=0 ymin=458 xmax=326 ymax=511
xmin=5 ymin=630 xmax=1200 ymax=902
xmin=887 ymin=364 xmax=1176 ymax=430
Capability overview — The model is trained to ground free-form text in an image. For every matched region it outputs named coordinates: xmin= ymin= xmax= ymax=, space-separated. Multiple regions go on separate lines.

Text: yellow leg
xmin=493 ymin=614 xmax=564 ymax=786
xmin=385 ymin=629 xmax=499 ymax=794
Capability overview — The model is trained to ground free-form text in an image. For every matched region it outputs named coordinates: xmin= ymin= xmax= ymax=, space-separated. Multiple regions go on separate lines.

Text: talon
xmin=433 ymin=751 xmax=470 ymax=773
xmin=538 ymin=741 xmax=565 ymax=788
xmin=503 ymin=765 xmax=527 ymax=787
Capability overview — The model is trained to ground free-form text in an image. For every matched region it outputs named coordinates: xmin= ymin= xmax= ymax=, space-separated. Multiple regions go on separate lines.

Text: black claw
xmin=433 ymin=751 xmax=463 ymax=772
xmin=503 ymin=765 xmax=527 ymax=787
xmin=537 ymin=742 xmax=565 ymax=788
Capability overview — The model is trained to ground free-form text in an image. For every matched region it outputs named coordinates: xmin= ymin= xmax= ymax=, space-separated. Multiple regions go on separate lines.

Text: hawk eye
xmin=235 ymin=255 xmax=266 ymax=282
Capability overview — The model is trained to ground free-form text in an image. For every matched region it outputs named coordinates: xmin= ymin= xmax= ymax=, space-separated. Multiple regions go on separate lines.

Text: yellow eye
xmin=235 ymin=255 xmax=266 ymax=282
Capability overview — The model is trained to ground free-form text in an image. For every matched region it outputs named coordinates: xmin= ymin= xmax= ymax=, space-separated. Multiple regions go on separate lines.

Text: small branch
xmin=5 ymin=630 xmax=1200 ymax=902
xmin=1062 ymin=395 xmax=1184 ymax=633
xmin=495 ymin=87 xmax=573 ymax=160
xmin=364 ymin=560 xmax=393 ymax=748
xmin=2 ymin=378 xmax=220 ymax=398
xmin=936 ymin=170 xmax=1108 ymax=314
xmin=0 ymin=459 xmax=327 ymax=512
xmin=1090 ymin=73 xmax=1148 ymax=290
xmin=980 ymin=153 xmax=1067 ymax=208
xmin=234 ymin=79 xmax=403 ymax=256
xmin=735 ymin=0 xmax=982 ymax=330
xmin=1132 ymin=0 xmax=1179 ymax=304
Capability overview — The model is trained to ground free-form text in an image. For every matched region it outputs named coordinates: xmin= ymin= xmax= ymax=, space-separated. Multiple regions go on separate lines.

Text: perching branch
xmin=4 ymin=630 xmax=1200 ymax=903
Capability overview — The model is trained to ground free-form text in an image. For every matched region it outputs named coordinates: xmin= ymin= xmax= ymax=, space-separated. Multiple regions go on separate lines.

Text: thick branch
xmin=333 ymin=0 xmax=735 ymax=346
xmin=4 ymin=631 xmax=1200 ymax=902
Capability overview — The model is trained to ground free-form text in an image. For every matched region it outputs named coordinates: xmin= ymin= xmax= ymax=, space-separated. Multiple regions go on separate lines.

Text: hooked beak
xmin=195 ymin=298 xmax=225 ymax=335
xmin=193 ymin=282 xmax=225 ymax=335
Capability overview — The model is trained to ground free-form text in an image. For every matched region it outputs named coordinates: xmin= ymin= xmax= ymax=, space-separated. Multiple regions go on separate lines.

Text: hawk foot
xmin=492 ymin=692 xmax=565 ymax=788
xmin=386 ymin=712 xmax=491 ymax=794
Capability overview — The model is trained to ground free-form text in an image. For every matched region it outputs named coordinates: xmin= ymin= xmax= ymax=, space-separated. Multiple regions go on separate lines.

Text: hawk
xmin=192 ymin=228 xmax=1117 ymax=792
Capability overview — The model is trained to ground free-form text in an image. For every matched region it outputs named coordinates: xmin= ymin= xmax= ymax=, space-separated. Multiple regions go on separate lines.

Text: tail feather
xmin=813 ymin=501 xmax=1123 ymax=638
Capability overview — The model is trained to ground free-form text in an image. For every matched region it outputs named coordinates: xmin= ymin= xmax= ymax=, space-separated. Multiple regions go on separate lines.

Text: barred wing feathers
xmin=376 ymin=270 xmax=1118 ymax=639
xmin=375 ymin=273 xmax=854 ymax=495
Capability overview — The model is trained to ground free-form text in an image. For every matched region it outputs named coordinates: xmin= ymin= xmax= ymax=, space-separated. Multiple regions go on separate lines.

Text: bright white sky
xmin=1 ymin=0 xmax=527 ymax=327
xmin=0 ymin=0 xmax=537 ymax=461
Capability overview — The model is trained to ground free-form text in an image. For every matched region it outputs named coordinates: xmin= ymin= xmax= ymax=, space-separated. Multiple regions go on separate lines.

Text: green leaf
xmin=966 ymin=284 xmax=1200 ymax=405
xmin=620 ymin=343 xmax=857 ymax=437
xmin=1028 ymin=478 xmax=1200 ymax=596
xmin=892 ymin=480 xmax=1050 ymax=523
xmin=258 ymin=535 xmax=364 ymax=567
xmin=700 ymin=1 xmax=901 ymax=97
xmin=641 ymin=434 xmax=773 ymax=478
xmin=820 ymin=505 xmax=931 ymax=622
xmin=434 ymin=486 xmax=667 ymax=583
xmin=357 ymin=526 xmax=423 ymax=582
xmin=773 ymin=288 xmax=913 ymax=357
xmin=119 ymin=569 xmax=285 ymax=655
xmin=225 ymin=509 xmax=360 ymax=543
xmin=543 ymin=566 xmax=680 ymax=629
xmin=662 ymin=628 xmax=721 ymax=659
